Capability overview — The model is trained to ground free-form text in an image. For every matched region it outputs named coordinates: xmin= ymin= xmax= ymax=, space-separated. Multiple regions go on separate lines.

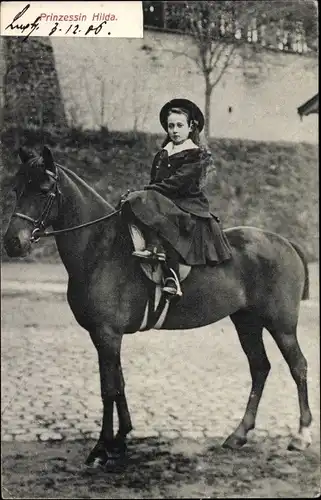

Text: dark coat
xmin=123 ymin=146 xmax=232 ymax=265
xmin=145 ymin=148 xmax=212 ymax=218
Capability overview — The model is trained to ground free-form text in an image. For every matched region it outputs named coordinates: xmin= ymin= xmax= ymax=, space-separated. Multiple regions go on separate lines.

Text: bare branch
xmin=198 ymin=42 xmax=208 ymax=73
xmin=208 ymin=40 xmax=223 ymax=68
xmin=210 ymin=44 xmax=236 ymax=90
xmin=161 ymin=47 xmax=201 ymax=69
xmin=208 ymin=42 xmax=228 ymax=73
xmin=187 ymin=4 xmax=209 ymax=48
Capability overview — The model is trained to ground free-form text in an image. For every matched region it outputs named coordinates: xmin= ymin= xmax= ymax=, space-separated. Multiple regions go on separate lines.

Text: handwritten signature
xmin=5 ymin=4 xmax=40 ymax=40
xmin=5 ymin=4 xmax=110 ymax=41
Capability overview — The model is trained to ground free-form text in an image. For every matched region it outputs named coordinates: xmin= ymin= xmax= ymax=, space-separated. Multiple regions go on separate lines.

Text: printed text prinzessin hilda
xmin=40 ymin=13 xmax=117 ymax=22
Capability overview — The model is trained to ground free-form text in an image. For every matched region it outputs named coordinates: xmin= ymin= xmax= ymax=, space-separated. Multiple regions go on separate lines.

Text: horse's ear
xmin=18 ymin=147 xmax=32 ymax=164
xmin=42 ymin=146 xmax=54 ymax=169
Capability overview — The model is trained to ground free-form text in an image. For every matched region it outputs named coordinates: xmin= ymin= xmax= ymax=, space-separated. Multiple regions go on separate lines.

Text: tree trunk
xmin=204 ymin=77 xmax=212 ymax=140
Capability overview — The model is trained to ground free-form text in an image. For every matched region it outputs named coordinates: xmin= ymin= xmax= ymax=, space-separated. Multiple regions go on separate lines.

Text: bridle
xmin=12 ymin=164 xmax=121 ymax=243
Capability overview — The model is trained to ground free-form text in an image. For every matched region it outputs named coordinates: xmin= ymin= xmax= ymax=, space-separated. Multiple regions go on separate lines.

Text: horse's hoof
xmin=85 ymin=444 xmax=108 ymax=469
xmin=104 ymin=456 xmax=126 ymax=473
xmin=222 ymin=435 xmax=247 ymax=450
xmin=288 ymin=436 xmax=311 ymax=451
xmin=288 ymin=427 xmax=312 ymax=451
xmin=85 ymin=455 xmax=107 ymax=469
xmin=85 ymin=440 xmax=127 ymax=471
xmin=85 ymin=454 xmax=126 ymax=471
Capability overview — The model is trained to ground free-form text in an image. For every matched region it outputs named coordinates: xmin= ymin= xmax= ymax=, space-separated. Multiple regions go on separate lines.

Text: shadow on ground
xmin=2 ymin=436 xmax=320 ymax=499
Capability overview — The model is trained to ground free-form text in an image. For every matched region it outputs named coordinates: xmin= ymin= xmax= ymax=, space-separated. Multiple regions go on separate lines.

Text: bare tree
xmin=164 ymin=0 xmax=318 ymax=138
xmin=164 ymin=1 xmax=257 ymax=137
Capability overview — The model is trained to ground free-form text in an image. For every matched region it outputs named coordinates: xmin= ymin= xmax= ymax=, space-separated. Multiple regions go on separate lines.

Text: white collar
xmin=163 ymin=139 xmax=199 ymax=156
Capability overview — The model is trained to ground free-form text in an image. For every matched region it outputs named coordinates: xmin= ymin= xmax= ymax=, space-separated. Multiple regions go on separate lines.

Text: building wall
xmin=51 ymin=30 xmax=318 ymax=143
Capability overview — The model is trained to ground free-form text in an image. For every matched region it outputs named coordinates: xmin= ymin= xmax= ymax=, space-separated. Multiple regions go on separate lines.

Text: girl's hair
xmin=161 ymin=107 xmax=201 ymax=147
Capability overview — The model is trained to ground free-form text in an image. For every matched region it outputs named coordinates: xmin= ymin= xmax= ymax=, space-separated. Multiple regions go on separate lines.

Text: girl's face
xmin=167 ymin=112 xmax=193 ymax=145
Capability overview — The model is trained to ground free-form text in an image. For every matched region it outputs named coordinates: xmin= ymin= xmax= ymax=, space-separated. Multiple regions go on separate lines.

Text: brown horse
xmin=3 ymin=146 xmax=312 ymax=469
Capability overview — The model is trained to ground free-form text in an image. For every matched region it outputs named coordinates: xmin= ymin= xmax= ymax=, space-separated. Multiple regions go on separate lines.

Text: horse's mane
xmin=57 ymin=163 xmax=114 ymax=210
xmin=20 ymin=154 xmax=113 ymax=211
xmin=57 ymin=163 xmax=130 ymax=248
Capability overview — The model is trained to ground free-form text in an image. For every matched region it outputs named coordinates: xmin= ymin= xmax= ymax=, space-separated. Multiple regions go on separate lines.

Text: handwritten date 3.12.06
xmin=48 ymin=21 xmax=110 ymax=36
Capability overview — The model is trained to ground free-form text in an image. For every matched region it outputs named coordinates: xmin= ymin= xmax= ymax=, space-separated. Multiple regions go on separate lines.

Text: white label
xmin=0 ymin=1 xmax=143 ymax=38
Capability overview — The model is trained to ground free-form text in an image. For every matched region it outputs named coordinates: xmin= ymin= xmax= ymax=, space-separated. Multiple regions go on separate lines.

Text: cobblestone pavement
xmin=1 ymin=263 xmax=320 ymax=445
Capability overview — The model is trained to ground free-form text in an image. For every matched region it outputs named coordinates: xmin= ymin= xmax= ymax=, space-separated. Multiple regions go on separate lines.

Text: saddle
xmin=128 ymin=224 xmax=191 ymax=331
xmin=128 ymin=224 xmax=191 ymax=284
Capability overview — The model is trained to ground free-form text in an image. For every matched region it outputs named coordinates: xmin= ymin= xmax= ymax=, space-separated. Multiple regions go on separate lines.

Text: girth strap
xmin=139 ymin=285 xmax=172 ymax=331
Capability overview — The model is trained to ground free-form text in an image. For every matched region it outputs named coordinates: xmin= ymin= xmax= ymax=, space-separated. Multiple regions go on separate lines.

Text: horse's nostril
xmin=12 ymin=237 xmax=22 ymax=250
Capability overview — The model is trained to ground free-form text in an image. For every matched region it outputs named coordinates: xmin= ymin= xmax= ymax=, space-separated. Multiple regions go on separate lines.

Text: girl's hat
xmin=160 ymin=98 xmax=205 ymax=132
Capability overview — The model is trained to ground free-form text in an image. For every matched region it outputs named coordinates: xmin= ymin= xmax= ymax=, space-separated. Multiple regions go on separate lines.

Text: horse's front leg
xmin=100 ymin=360 xmax=134 ymax=460
xmin=115 ymin=360 xmax=133 ymax=444
xmin=85 ymin=328 xmax=126 ymax=468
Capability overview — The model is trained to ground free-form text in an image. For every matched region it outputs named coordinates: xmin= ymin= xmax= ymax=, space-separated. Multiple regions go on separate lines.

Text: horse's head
xmin=4 ymin=146 xmax=60 ymax=257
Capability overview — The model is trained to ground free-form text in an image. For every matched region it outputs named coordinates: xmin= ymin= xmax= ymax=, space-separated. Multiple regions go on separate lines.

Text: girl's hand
xmin=116 ymin=189 xmax=131 ymax=209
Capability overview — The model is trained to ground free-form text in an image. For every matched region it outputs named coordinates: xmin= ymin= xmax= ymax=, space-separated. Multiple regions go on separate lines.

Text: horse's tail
xmin=289 ymin=240 xmax=310 ymax=300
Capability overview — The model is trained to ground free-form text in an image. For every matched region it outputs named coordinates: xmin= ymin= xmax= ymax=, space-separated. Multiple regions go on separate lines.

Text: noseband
xmin=12 ymin=168 xmax=60 ymax=243
xmin=12 ymin=164 xmax=121 ymax=242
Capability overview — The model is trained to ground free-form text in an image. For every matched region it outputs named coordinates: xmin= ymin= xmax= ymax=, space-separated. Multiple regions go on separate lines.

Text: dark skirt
xmin=123 ymin=190 xmax=232 ymax=266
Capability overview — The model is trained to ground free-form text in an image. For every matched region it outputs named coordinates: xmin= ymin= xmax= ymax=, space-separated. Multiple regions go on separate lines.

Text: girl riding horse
xmin=122 ymin=98 xmax=232 ymax=297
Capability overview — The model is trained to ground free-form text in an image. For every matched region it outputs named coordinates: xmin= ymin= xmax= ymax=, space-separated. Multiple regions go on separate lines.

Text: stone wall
xmin=50 ymin=30 xmax=318 ymax=143
xmin=3 ymin=37 xmax=67 ymax=130
xmin=2 ymin=32 xmax=318 ymax=143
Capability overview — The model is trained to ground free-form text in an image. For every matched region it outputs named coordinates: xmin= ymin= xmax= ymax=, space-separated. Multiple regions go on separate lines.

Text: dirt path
xmin=2 ymin=436 xmax=320 ymax=499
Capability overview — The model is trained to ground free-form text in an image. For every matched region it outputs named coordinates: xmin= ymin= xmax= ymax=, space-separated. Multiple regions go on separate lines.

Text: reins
xmin=37 ymin=209 xmax=122 ymax=238
xmin=12 ymin=161 xmax=122 ymax=242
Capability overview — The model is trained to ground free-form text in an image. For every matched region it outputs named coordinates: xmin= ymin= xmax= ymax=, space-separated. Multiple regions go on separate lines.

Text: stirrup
xmin=163 ymin=278 xmax=178 ymax=295
xmin=162 ymin=269 xmax=182 ymax=297
xmin=132 ymin=248 xmax=166 ymax=262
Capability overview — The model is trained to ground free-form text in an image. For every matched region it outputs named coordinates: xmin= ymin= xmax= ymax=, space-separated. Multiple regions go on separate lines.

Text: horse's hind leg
xmin=266 ymin=322 xmax=312 ymax=450
xmin=223 ymin=311 xmax=270 ymax=449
